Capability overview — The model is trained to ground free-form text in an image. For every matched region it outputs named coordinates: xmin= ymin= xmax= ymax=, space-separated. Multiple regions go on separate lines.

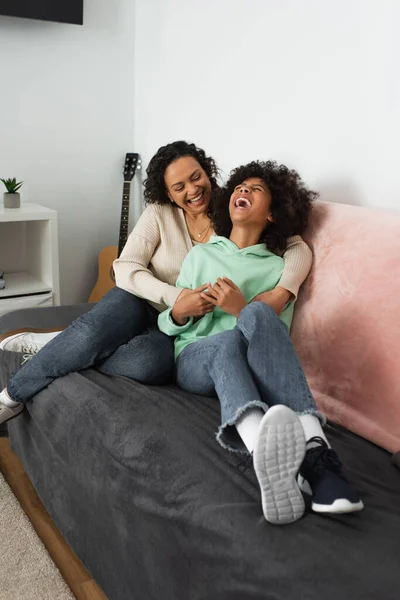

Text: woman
xmin=158 ymin=160 xmax=363 ymax=525
xmin=0 ymin=142 xmax=312 ymax=424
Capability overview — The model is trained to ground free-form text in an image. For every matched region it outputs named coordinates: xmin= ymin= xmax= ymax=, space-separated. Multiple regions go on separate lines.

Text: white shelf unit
xmin=0 ymin=203 xmax=60 ymax=317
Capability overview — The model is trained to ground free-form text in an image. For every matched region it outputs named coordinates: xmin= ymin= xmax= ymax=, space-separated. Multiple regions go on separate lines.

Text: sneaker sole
xmin=253 ymin=405 xmax=306 ymax=525
xmin=312 ymin=498 xmax=364 ymax=514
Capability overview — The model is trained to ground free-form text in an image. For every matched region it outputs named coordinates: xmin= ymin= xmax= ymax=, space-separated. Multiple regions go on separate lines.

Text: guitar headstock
xmin=123 ymin=153 xmax=141 ymax=182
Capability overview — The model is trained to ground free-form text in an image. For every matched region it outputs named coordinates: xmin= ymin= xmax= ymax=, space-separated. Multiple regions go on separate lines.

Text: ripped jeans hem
xmin=216 ymin=400 xmax=268 ymax=454
xmin=216 ymin=403 xmax=326 ymax=454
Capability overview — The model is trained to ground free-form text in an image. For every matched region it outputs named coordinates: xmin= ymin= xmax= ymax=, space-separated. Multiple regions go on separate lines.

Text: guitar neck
xmin=118 ymin=181 xmax=131 ymax=257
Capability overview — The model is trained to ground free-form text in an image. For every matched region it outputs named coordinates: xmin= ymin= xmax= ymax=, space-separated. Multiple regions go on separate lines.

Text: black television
xmin=0 ymin=1 xmax=83 ymax=25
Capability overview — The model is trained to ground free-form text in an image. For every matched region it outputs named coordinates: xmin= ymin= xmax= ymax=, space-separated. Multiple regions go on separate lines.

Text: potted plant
xmin=1 ymin=177 xmax=23 ymax=208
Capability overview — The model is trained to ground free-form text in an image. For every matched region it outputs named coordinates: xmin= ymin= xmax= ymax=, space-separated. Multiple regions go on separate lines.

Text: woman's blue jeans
xmin=176 ymin=302 xmax=323 ymax=453
xmin=8 ymin=287 xmax=174 ymax=403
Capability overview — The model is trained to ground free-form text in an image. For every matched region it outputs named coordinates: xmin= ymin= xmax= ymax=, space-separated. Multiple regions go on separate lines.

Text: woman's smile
xmin=186 ymin=190 xmax=205 ymax=206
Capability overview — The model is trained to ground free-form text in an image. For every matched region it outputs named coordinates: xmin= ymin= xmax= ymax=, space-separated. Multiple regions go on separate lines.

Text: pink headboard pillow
xmin=291 ymin=201 xmax=400 ymax=453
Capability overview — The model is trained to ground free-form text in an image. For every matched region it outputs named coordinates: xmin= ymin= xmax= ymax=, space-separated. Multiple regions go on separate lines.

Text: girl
xmin=0 ymin=143 xmax=312 ymax=424
xmin=158 ymin=160 xmax=363 ymax=525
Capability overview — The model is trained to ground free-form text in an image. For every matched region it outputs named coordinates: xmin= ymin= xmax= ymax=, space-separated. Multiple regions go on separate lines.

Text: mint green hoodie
xmin=158 ymin=236 xmax=294 ymax=358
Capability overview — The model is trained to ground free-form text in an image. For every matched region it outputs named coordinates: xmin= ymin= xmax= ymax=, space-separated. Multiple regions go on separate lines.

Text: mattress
xmin=2 ymin=305 xmax=400 ymax=599
xmin=6 ymin=362 xmax=400 ymax=600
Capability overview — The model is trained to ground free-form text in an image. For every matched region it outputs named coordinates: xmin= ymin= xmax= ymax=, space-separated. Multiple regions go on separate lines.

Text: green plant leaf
xmin=0 ymin=178 xmax=12 ymax=191
xmin=0 ymin=178 xmax=23 ymax=192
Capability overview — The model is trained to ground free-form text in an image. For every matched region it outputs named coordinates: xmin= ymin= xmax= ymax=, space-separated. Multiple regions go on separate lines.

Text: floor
xmin=0 ymin=436 xmax=108 ymax=600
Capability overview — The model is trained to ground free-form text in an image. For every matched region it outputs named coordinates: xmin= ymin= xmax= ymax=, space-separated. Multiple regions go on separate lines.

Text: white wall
xmin=0 ymin=0 xmax=135 ymax=304
xmin=1 ymin=1 xmax=398 ymax=303
xmin=134 ymin=0 xmax=400 ymax=210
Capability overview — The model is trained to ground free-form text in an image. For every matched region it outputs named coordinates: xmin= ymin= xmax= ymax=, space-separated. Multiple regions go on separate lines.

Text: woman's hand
xmin=201 ymin=277 xmax=247 ymax=318
xmin=175 ymin=287 xmax=192 ymax=302
xmin=251 ymin=286 xmax=292 ymax=315
xmin=172 ymin=284 xmax=214 ymax=325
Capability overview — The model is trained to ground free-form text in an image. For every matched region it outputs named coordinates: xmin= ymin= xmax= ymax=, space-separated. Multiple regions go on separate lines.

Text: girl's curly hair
xmin=210 ymin=160 xmax=318 ymax=253
xmin=143 ymin=141 xmax=220 ymax=204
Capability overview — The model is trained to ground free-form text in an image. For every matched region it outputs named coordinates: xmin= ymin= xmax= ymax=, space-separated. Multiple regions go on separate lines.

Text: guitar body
xmin=88 ymin=245 xmax=118 ymax=303
xmin=88 ymin=153 xmax=140 ymax=302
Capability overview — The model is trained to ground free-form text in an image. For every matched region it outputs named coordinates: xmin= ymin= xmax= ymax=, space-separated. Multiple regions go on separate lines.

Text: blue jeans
xmin=8 ymin=287 xmax=174 ymax=403
xmin=176 ymin=302 xmax=323 ymax=453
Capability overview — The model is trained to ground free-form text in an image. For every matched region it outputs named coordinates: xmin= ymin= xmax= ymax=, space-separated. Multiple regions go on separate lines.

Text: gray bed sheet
xmin=1 ymin=306 xmax=400 ymax=599
xmin=2 ymin=357 xmax=400 ymax=599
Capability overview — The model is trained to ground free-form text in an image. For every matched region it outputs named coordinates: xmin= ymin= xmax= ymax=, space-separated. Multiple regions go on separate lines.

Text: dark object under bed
xmin=1 ymin=306 xmax=400 ymax=600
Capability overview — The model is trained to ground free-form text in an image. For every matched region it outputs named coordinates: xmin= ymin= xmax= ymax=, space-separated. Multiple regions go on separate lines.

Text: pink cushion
xmin=291 ymin=201 xmax=400 ymax=453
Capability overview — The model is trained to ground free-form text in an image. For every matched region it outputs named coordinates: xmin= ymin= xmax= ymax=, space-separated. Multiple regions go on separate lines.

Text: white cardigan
xmin=113 ymin=203 xmax=312 ymax=312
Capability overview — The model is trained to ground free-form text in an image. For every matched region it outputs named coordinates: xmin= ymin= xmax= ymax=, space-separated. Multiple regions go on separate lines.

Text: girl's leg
xmin=236 ymin=302 xmax=321 ymax=419
xmin=176 ymin=329 xmax=268 ymax=453
xmin=235 ymin=408 xmax=264 ymax=453
xmin=237 ymin=302 xmax=363 ymax=514
xmin=176 ymin=330 xmax=306 ymax=525
xmin=4 ymin=287 xmax=149 ymax=404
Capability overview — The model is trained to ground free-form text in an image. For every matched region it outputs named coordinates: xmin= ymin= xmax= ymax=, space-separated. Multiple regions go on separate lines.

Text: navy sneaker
xmin=299 ymin=437 xmax=364 ymax=514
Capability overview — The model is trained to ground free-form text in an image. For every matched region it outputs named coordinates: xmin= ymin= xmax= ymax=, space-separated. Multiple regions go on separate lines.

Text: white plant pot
xmin=3 ymin=193 xmax=21 ymax=208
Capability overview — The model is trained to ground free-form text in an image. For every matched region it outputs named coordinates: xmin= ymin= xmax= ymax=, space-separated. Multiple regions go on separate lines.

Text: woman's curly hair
xmin=143 ymin=141 xmax=220 ymax=204
xmin=210 ymin=160 xmax=318 ymax=253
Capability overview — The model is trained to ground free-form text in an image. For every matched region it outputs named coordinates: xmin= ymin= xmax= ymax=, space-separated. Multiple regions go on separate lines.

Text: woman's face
xmin=164 ymin=156 xmax=212 ymax=215
xmin=229 ymin=177 xmax=273 ymax=227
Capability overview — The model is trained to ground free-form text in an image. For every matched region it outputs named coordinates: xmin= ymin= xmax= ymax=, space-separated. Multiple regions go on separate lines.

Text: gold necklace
xmin=191 ymin=223 xmax=212 ymax=243
xmin=185 ymin=215 xmax=211 ymax=239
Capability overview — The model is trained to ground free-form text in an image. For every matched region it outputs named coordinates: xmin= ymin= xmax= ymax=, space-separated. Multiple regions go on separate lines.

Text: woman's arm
xmin=278 ymin=235 xmax=313 ymax=299
xmin=158 ymin=249 xmax=214 ymax=334
xmin=158 ymin=252 xmax=195 ymax=335
xmin=113 ymin=205 xmax=182 ymax=308
xmin=252 ymin=236 xmax=313 ymax=314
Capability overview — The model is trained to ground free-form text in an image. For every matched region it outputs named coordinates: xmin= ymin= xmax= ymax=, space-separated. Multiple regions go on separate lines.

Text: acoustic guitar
xmin=89 ymin=153 xmax=141 ymax=302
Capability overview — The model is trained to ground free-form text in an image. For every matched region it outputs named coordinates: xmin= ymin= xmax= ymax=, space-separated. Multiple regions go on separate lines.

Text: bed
xmin=1 ymin=321 xmax=399 ymax=599
xmin=1 ymin=200 xmax=400 ymax=599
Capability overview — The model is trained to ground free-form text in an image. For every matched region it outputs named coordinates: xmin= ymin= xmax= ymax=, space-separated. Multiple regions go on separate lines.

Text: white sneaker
xmin=253 ymin=405 xmax=306 ymax=525
xmin=0 ymin=389 xmax=24 ymax=424
xmin=0 ymin=331 xmax=61 ymax=354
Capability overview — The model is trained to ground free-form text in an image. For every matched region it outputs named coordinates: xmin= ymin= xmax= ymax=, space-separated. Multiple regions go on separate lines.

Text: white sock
xmin=236 ymin=408 xmax=264 ymax=453
xmin=0 ymin=388 xmax=22 ymax=408
xmin=299 ymin=414 xmax=330 ymax=448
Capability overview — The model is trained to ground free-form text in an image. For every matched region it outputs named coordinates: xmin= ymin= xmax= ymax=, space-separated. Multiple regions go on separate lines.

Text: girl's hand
xmin=172 ymin=284 xmax=214 ymax=325
xmin=201 ymin=277 xmax=247 ymax=318
xmin=251 ymin=286 xmax=292 ymax=315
